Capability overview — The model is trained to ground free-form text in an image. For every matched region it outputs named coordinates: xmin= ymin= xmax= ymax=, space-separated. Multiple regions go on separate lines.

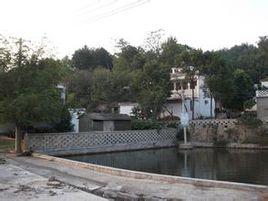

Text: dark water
xmin=65 ymin=148 xmax=268 ymax=185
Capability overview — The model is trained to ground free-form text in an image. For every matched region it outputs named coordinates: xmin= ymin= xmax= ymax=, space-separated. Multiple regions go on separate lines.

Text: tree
xmin=257 ymin=36 xmax=268 ymax=81
xmin=52 ymin=106 xmax=73 ymax=132
xmin=0 ymin=37 xmax=67 ymax=154
xmin=218 ymin=44 xmax=262 ymax=83
xmin=133 ymin=60 xmax=170 ymax=119
xmin=114 ymin=40 xmax=145 ymax=71
xmin=66 ymin=70 xmax=93 ymax=109
xmin=94 ymin=48 xmax=113 ymax=69
xmin=72 ymin=46 xmax=113 ymax=70
xmin=200 ymin=52 xmax=235 ymax=110
xmin=231 ymin=69 xmax=254 ymax=111
xmin=0 ymin=35 xmax=12 ymax=72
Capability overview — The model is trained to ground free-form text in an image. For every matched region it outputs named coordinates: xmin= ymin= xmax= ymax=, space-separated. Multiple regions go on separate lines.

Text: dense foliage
xmin=1 ymin=33 xmax=268 ymax=135
xmin=0 ymin=37 xmax=72 ymax=152
xmin=67 ymin=34 xmax=268 ymax=119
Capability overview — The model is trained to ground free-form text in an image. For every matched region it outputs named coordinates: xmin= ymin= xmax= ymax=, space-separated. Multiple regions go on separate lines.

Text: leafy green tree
xmin=0 ymin=36 xmax=12 ymax=72
xmin=91 ymin=68 xmax=111 ymax=104
xmin=72 ymin=46 xmax=113 ymax=70
xmin=66 ymin=70 xmax=93 ymax=109
xmin=0 ymin=38 xmax=68 ymax=154
xmin=257 ymin=36 xmax=268 ymax=81
xmin=133 ymin=60 xmax=170 ymax=119
xmin=231 ymin=69 xmax=254 ymax=111
xmin=52 ymin=106 xmax=73 ymax=132
xmin=200 ymin=52 xmax=235 ymax=110
xmin=114 ymin=40 xmax=145 ymax=71
xmin=218 ymin=44 xmax=262 ymax=83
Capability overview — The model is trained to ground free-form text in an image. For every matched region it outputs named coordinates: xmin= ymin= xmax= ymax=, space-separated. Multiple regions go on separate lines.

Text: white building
xmin=161 ymin=67 xmax=215 ymax=120
xmin=56 ymin=83 xmax=66 ymax=104
xmin=260 ymin=81 xmax=268 ymax=88
xmin=256 ymin=80 xmax=268 ymax=123
xmin=118 ymin=102 xmax=138 ymax=116
xmin=69 ymin=108 xmax=86 ymax=133
xmin=118 ymin=67 xmax=215 ymax=120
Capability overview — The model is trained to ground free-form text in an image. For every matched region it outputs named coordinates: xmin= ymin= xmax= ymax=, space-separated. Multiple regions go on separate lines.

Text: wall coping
xmin=33 ymin=153 xmax=268 ymax=193
xmin=190 ymin=119 xmax=237 ymax=123
xmin=26 ymin=128 xmax=176 ymax=137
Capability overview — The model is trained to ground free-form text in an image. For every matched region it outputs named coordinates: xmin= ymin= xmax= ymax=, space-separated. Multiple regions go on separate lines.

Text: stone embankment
xmin=189 ymin=119 xmax=268 ymax=148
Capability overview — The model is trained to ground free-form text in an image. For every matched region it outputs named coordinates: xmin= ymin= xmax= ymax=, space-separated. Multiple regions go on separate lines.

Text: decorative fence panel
xmin=25 ymin=129 xmax=177 ymax=156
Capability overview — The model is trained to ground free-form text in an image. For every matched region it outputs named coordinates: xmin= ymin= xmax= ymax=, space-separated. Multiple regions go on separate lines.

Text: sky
xmin=0 ymin=0 xmax=268 ymax=58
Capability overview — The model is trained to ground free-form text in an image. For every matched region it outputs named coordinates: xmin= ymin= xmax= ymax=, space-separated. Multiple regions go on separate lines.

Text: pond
xmin=65 ymin=148 xmax=268 ymax=185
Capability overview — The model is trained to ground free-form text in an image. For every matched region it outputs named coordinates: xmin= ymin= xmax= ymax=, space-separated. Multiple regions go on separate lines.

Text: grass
xmin=0 ymin=137 xmax=14 ymax=153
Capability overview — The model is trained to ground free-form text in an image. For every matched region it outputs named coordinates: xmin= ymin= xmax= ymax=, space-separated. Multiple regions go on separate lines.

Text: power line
xmin=76 ymin=0 xmax=101 ymax=13
xmin=84 ymin=0 xmax=149 ymax=23
xmin=78 ymin=0 xmax=118 ymax=16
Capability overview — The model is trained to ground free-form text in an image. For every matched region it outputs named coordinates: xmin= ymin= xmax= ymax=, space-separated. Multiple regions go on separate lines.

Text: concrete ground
xmin=0 ymin=155 xmax=107 ymax=201
xmin=1 ymin=153 xmax=268 ymax=201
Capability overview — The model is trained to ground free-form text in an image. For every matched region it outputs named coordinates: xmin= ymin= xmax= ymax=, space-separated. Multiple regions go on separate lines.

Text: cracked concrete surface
xmin=0 ymin=156 xmax=107 ymax=201
xmin=2 ymin=154 xmax=268 ymax=201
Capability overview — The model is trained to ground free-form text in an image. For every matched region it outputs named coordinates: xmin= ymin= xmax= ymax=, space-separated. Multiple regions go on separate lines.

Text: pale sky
xmin=0 ymin=0 xmax=267 ymax=58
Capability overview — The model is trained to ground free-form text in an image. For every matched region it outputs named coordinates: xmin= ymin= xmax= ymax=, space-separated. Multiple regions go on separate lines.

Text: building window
xmin=176 ymin=82 xmax=181 ymax=90
xmin=182 ymin=82 xmax=188 ymax=90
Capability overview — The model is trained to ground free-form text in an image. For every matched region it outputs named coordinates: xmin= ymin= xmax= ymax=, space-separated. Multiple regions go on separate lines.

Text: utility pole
xmin=191 ymin=78 xmax=195 ymax=120
xmin=189 ymin=66 xmax=195 ymax=120
xmin=180 ymin=81 xmax=187 ymax=144
xmin=210 ymin=91 xmax=213 ymax=119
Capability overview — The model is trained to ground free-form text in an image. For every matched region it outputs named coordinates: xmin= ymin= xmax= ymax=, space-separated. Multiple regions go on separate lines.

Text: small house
xmin=79 ymin=113 xmax=131 ymax=132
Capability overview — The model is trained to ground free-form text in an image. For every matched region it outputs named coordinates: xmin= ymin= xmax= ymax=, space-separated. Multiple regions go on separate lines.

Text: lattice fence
xmin=25 ymin=129 xmax=177 ymax=154
xmin=190 ymin=119 xmax=237 ymax=128
xmin=256 ymin=90 xmax=268 ymax=97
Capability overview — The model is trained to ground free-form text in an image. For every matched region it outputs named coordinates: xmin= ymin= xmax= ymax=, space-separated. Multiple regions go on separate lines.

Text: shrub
xmin=131 ymin=119 xmax=161 ymax=130
xmin=237 ymin=113 xmax=262 ymax=128
xmin=165 ymin=121 xmax=179 ymax=128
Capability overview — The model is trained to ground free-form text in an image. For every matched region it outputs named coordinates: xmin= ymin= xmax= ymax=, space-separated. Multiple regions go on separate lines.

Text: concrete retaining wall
xmin=33 ymin=153 xmax=268 ymax=193
xmin=189 ymin=119 xmax=238 ymax=143
xmin=25 ymin=129 xmax=177 ymax=156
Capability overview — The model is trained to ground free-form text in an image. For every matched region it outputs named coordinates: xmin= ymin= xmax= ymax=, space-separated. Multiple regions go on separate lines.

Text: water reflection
xmin=65 ymin=148 xmax=268 ymax=185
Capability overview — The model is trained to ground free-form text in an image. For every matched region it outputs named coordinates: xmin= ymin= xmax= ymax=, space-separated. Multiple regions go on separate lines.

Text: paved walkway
xmin=0 ymin=155 xmax=107 ymax=201
xmin=3 ymin=154 xmax=268 ymax=201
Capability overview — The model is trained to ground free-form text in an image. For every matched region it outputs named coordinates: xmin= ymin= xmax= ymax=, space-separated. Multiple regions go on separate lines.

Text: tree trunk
xmin=15 ymin=125 xmax=22 ymax=154
xmin=192 ymin=88 xmax=194 ymax=120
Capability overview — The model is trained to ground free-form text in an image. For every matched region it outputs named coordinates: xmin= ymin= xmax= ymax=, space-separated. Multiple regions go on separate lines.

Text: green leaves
xmin=0 ymin=38 xmax=69 ymax=130
xmin=72 ymin=46 xmax=113 ymax=70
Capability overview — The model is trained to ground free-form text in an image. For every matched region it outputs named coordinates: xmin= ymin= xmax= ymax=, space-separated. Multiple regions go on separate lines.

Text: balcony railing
xmin=170 ymin=73 xmax=185 ymax=81
xmin=170 ymin=89 xmax=198 ymax=99
xmin=256 ymin=90 xmax=268 ymax=98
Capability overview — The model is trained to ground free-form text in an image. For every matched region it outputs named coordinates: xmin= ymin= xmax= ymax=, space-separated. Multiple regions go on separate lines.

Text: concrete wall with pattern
xmin=25 ymin=129 xmax=177 ymax=156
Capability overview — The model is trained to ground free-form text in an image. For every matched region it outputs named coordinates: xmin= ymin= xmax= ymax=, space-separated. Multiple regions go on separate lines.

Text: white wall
xmin=161 ymin=102 xmax=183 ymax=118
xmin=162 ymin=99 xmax=214 ymax=120
xmin=70 ymin=112 xmax=79 ymax=133
xmin=119 ymin=104 xmax=137 ymax=116
xmin=261 ymin=81 xmax=268 ymax=88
